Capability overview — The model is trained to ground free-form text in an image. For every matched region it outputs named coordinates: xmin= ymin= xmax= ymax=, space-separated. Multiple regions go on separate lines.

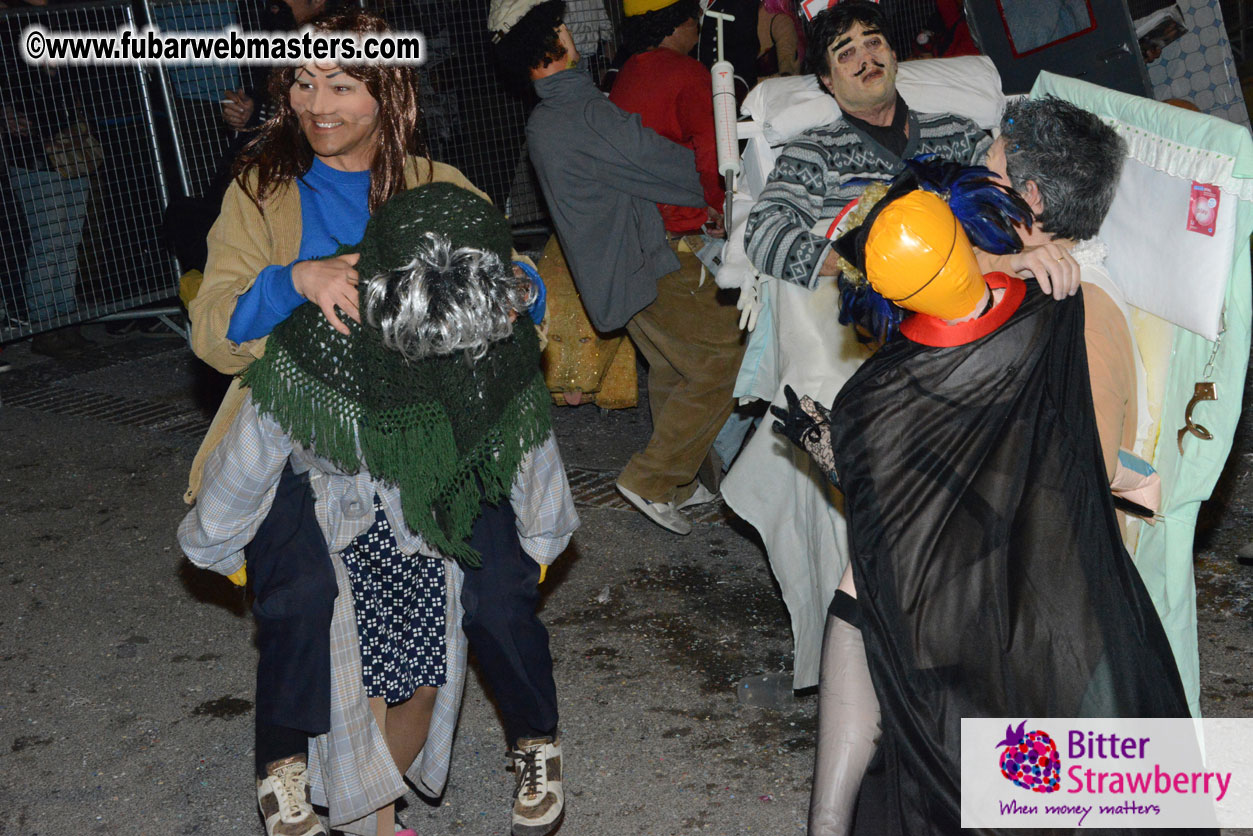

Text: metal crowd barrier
xmin=0 ymin=0 xmax=624 ymax=346
xmin=145 ymin=0 xmax=574 ymax=229
xmin=144 ymin=0 xmax=266 ymax=201
xmin=1 ymin=0 xmax=180 ymax=343
xmin=361 ymin=1 xmax=619 ymax=233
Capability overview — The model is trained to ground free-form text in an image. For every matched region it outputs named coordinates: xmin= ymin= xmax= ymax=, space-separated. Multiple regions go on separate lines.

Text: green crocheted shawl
xmin=241 ymin=298 xmax=551 ymax=568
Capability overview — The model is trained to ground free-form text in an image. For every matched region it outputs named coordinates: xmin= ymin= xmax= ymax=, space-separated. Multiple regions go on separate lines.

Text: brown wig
xmin=233 ymin=7 xmax=429 ymax=214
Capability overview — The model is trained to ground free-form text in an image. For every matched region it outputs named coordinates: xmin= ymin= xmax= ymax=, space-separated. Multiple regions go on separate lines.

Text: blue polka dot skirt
xmin=340 ymin=494 xmax=447 ymax=704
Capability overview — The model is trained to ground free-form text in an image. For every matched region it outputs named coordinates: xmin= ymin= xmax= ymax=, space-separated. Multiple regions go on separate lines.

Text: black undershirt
xmin=841 ymin=92 xmax=909 ymax=159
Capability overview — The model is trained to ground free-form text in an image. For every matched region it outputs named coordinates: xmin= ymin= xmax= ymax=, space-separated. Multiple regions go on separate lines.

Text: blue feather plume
xmin=903 ymin=155 xmax=1034 ymax=254
xmin=838 ymin=274 xmax=903 ymax=344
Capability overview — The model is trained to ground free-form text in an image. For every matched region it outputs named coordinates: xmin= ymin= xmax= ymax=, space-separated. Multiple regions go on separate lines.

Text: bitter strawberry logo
xmin=996 ymin=720 xmax=1061 ymax=793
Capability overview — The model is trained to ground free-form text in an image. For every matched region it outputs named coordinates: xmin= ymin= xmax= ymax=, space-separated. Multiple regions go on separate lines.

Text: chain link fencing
xmin=1 ymin=0 xmax=180 ymax=342
xmin=0 ymin=0 xmax=628 ymax=344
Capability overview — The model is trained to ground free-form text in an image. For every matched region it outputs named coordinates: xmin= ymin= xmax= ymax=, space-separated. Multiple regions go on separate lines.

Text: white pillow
xmin=1101 ymin=156 xmax=1234 ymax=341
xmin=742 ymin=76 xmax=840 ymax=146
xmin=741 ymin=55 xmax=1006 ymax=146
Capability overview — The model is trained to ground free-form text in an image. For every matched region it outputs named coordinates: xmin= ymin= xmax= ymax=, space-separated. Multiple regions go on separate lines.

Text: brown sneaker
xmin=256 ymin=754 xmax=326 ymax=836
xmin=509 ymin=736 xmax=564 ymax=836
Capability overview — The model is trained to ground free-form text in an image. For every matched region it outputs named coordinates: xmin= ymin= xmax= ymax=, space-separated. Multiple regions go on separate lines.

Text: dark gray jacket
xmin=527 ymin=70 xmax=705 ymax=331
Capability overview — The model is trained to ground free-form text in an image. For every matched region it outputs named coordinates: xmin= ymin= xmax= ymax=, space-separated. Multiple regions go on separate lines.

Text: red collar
xmin=899 ymin=272 xmax=1025 ymax=347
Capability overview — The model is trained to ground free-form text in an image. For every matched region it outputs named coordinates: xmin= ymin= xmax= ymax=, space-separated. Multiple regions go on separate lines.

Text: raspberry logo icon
xmin=996 ymin=720 xmax=1061 ymax=793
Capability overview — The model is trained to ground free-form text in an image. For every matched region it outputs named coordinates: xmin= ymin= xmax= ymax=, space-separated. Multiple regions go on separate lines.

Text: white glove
xmin=737 ymin=272 xmax=762 ymax=332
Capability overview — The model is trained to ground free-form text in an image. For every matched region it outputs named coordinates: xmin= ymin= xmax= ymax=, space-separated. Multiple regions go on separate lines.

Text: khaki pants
xmin=618 ymin=238 xmax=746 ymax=504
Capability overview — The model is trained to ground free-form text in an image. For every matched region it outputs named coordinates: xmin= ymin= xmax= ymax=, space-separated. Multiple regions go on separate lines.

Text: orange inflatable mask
xmin=862 ymin=189 xmax=986 ymax=322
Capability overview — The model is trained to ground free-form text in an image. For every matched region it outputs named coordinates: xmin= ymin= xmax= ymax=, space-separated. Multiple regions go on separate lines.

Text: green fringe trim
xmin=241 ymin=312 xmax=552 ymax=568
xmin=363 ymin=373 xmax=552 ymax=568
xmin=242 ymin=338 xmax=366 ymax=474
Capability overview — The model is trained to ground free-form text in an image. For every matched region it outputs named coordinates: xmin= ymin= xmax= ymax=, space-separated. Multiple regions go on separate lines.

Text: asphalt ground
xmin=1 ymin=323 xmax=1251 ymax=836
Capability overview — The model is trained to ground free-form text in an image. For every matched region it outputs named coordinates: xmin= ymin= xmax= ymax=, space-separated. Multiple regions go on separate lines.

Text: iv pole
xmin=705 ymin=8 xmax=740 ymax=232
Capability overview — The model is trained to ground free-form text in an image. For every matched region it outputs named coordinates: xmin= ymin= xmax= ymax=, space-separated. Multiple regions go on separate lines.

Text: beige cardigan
xmin=185 ymin=157 xmax=518 ymax=503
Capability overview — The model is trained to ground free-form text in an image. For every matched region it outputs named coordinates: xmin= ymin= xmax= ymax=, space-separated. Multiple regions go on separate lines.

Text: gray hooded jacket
xmin=527 ymin=69 xmax=706 ymax=331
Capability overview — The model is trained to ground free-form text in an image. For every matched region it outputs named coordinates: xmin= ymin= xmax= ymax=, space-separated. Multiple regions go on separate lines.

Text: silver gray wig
xmin=999 ymin=96 xmax=1127 ymax=241
xmin=361 ymin=232 xmax=536 ymax=362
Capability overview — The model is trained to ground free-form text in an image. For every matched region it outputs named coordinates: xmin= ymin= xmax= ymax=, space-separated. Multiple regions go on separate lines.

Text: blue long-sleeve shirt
xmin=226 ymin=159 xmax=371 ymax=343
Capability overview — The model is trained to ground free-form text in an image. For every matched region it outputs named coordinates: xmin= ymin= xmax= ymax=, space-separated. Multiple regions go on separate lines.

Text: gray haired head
xmin=361 ymin=232 xmax=535 ymax=363
xmin=999 ymin=96 xmax=1127 ymax=241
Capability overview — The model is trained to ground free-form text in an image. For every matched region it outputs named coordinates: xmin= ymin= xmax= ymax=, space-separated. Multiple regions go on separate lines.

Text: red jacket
xmin=610 ymin=47 xmax=725 ymax=235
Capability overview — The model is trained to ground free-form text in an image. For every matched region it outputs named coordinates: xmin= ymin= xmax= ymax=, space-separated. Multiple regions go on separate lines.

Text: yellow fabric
xmin=227 ymin=565 xmax=248 ymax=587
xmin=623 ymin=0 xmax=681 ymax=16
xmin=538 ymin=235 xmax=638 ymax=409
xmin=184 ymin=156 xmax=534 ymax=504
xmin=863 ymin=190 xmax=985 ymax=321
xmin=538 ymin=564 xmax=548 ymax=584
xmin=178 ymin=270 xmax=204 ymax=309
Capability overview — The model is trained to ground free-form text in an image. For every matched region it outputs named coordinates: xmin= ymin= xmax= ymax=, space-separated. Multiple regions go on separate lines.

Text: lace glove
xmin=771 ymin=384 xmax=839 ymax=487
xmin=737 ymin=271 xmax=762 ymax=332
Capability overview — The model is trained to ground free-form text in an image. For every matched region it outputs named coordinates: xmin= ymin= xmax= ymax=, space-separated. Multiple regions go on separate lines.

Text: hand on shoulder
xmin=976 ymin=242 xmax=1080 ymax=301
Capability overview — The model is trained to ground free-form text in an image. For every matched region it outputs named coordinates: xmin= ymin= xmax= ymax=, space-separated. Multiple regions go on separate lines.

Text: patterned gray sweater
xmin=745 ymin=107 xmax=991 ymax=289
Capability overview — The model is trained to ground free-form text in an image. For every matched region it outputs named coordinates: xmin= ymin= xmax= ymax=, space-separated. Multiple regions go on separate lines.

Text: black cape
xmin=828 ymin=279 xmax=1209 ymax=836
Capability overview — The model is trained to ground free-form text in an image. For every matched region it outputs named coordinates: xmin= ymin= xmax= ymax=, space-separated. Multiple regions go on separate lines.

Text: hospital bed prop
xmin=1033 ymin=70 xmax=1253 ymax=716
xmin=717 ymin=61 xmax=1253 ymax=714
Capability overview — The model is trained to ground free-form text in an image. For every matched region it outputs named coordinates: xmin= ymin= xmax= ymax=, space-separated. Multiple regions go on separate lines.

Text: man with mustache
xmin=746 ymin=1 xmax=1079 ymax=290
xmin=734 ymin=0 xmax=992 ymax=707
xmin=744 ymin=0 xmax=992 ymax=289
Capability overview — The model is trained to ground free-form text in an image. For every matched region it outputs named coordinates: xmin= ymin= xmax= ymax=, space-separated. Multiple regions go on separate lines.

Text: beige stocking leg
xmin=366 ymin=688 xmax=439 ymax=836
xmin=367 ymin=697 xmax=397 ymax=836
xmin=384 ymin=686 xmax=438 ymax=774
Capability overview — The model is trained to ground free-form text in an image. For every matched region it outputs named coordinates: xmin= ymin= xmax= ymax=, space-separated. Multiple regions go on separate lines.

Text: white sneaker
xmin=510 ymin=736 xmax=564 ymax=836
xmin=676 ymin=484 xmax=718 ymax=511
xmin=616 ymin=482 xmax=692 ymax=535
xmin=256 ymin=755 xmax=326 ymax=836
